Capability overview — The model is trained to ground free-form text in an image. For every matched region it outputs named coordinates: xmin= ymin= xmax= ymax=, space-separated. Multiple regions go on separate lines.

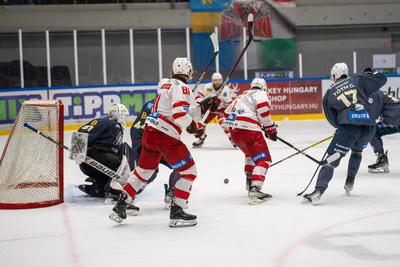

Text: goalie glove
xmin=72 ymin=153 xmax=86 ymax=165
xmin=186 ymin=120 xmax=205 ymax=138
xmin=264 ymin=123 xmax=277 ymax=141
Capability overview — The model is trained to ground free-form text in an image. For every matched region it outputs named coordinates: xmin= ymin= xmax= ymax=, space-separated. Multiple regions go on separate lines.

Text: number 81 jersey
xmin=323 ymin=72 xmax=387 ymax=128
xmin=146 ymin=78 xmax=194 ymax=140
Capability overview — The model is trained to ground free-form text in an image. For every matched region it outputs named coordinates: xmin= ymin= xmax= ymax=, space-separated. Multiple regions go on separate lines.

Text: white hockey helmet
xmin=172 ymin=57 xmax=193 ymax=80
xmin=108 ymin=104 xmax=129 ymax=127
xmin=330 ymin=63 xmax=349 ymax=82
xmin=250 ymin=78 xmax=267 ymax=91
xmin=211 ymin=72 xmax=223 ymax=81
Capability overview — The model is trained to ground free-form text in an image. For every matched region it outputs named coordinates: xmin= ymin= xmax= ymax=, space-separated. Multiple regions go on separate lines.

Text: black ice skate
xmin=248 ymin=186 xmax=273 ymax=205
xmin=164 ymin=184 xmax=175 ymax=209
xmin=192 ymin=134 xmax=207 ymax=148
xmin=169 ymin=203 xmax=197 ymax=228
xmin=368 ymin=151 xmax=389 ymax=173
xmin=302 ymin=189 xmax=323 ymax=204
xmin=109 ymin=192 xmax=128 ymax=223
xmin=344 ymin=176 xmax=355 ymax=196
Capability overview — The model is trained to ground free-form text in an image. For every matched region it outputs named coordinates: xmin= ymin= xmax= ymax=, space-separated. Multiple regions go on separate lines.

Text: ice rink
xmin=1 ymin=120 xmax=400 ymax=267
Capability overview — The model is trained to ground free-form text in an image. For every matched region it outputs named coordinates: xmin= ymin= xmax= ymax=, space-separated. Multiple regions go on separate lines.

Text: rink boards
xmin=1 ymin=75 xmax=399 ymax=135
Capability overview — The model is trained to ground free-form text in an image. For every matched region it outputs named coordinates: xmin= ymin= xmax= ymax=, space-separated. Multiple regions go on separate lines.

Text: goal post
xmin=0 ymin=100 xmax=64 ymax=209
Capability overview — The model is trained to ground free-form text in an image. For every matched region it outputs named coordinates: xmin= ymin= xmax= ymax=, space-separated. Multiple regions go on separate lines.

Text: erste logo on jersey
xmin=252 ymin=152 xmax=268 ymax=162
xmin=349 ymin=111 xmax=370 ymax=121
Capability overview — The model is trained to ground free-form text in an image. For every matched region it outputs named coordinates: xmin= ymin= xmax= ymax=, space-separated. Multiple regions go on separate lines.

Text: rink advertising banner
xmin=3 ymin=75 xmax=399 ymax=129
xmin=230 ymin=79 xmax=323 ymax=115
xmin=0 ymin=85 xmax=157 ymax=126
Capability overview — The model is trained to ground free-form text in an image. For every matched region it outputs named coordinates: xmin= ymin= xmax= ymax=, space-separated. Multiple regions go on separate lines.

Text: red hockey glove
xmin=264 ymin=123 xmax=277 ymax=141
xmin=186 ymin=121 xmax=205 ymax=138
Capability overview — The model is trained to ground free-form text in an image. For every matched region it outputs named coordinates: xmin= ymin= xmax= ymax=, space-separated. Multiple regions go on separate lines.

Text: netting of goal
xmin=0 ymin=100 xmax=64 ymax=209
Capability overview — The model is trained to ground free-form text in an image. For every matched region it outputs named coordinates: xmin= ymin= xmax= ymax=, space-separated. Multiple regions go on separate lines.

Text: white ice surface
xmin=1 ymin=120 xmax=400 ymax=267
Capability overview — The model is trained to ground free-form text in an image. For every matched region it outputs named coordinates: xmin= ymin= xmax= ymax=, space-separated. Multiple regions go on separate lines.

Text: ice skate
xmin=245 ymin=172 xmax=252 ymax=192
xmin=248 ymin=186 xmax=272 ymax=205
xmin=164 ymin=184 xmax=174 ymax=209
xmin=192 ymin=134 xmax=207 ymax=148
xmin=344 ymin=177 xmax=355 ymax=196
xmin=302 ymin=189 xmax=322 ymax=204
xmin=109 ymin=192 xmax=128 ymax=223
xmin=169 ymin=203 xmax=197 ymax=228
xmin=368 ymin=151 xmax=389 ymax=173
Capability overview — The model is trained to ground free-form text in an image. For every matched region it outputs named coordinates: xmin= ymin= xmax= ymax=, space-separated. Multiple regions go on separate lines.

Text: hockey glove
xmin=264 ymin=123 xmax=277 ymax=141
xmin=199 ymin=96 xmax=220 ymax=114
xmin=186 ymin=120 xmax=205 ymax=138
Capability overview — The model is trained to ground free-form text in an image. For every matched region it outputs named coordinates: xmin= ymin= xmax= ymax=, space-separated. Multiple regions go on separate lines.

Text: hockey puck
xmin=224 ymin=178 xmax=229 ymax=184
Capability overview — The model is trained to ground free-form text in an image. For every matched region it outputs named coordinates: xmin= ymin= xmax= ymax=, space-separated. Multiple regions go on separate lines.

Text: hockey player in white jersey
xmin=224 ymin=78 xmax=277 ymax=204
xmin=193 ymin=72 xmax=237 ymax=148
xmin=109 ymin=57 xmax=205 ymax=227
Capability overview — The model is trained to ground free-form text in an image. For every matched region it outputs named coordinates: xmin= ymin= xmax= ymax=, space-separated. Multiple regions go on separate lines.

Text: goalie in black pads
xmin=303 ymin=64 xmax=387 ymax=204
xmin=74 ymin=104 xmax=135 ymax=200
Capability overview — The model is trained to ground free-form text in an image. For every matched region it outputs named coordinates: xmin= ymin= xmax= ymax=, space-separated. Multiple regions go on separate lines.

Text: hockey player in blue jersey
xmin=368 ymin=94 xmax=400 ymax=173
xmin=303 ymin=63 xmax=387 ymax=203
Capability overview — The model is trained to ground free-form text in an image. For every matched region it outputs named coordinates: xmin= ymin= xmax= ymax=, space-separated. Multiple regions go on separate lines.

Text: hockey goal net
xmin=0 ymin=100 xmax=64 ymax=209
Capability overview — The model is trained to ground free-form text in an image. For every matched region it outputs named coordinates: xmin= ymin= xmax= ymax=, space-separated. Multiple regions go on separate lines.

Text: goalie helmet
xmin=172 ymin=57 xmax=193 ymax=81
xmin=211 ymin=72 xmax=223 ymax=81
xmin=250 ymin=78 xmax=267 ymax=91
xmin=331 ymin=63 xmax=348 ymax=82
xmin=108 ymin=104 xmax=129 ymax=127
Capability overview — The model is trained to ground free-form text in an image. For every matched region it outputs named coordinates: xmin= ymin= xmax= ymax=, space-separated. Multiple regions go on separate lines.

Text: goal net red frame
xmin=0 ymin=100 xmax=64 ymax=209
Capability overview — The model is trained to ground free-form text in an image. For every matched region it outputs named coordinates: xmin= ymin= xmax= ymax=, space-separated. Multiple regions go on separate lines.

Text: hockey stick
xmin=276 ymin=136 xmax=325 ymax=165
xmin=297 ymin=150 xmax=328 ymax=196
xmin=200 ymin=13 xmax=254 ymax=124
xmin=23 ymin=123 xmax=123 ymax=181
xmin=270 ymin=135 xmax=333 ymax=168
xmin=191 ymin=32 xmax=219 ymax=93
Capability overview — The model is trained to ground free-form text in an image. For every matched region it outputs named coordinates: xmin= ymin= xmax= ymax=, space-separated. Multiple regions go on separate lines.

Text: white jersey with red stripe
xmin=145 ymin=78 xmax=194 ymax=139
xmin=195 ymin=83 xmax=235 ymax=109
xmin=224 ymin=89 xmax=273 ymax=131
